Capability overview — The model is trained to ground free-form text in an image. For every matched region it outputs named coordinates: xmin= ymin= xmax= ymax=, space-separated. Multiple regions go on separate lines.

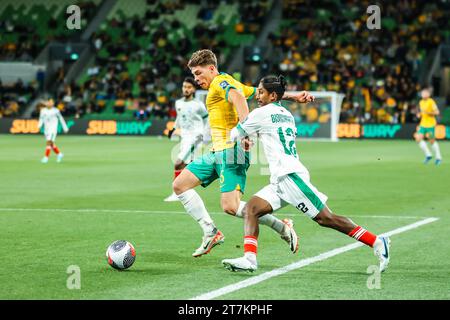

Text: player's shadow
xmin=114 ymin=268 xmax=179 ymax=276
xmin=130 ymin=251 xmax=207 ymax=275
xmin=99 ymin=251 xmax=200 ymax=275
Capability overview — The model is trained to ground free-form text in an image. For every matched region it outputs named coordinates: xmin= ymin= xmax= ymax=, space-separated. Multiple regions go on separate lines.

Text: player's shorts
xmin=44 ymin=131 xmax=57 ymax=142
xmin=178 ymin=136 xmax=201 ymax=164
xmin=418 ymin=126 xmax=435 ymax=139
xmin=186 ymin=143 xmax=250 ymax=193
xmin=255 ymin=172 xmax=328 ymax=219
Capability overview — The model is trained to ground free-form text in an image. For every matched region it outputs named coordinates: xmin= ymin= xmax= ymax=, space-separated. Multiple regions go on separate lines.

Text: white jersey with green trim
xmin=230 ymin=102 xmax=308 ymax=183
xmin=174 ymin=98 xmax=208 ymax=138
xmin=38 ymin=107 xmax=68 ymax=134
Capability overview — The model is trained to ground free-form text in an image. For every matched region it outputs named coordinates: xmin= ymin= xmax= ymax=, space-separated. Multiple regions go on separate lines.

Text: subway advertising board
xmin=0 ymin=119 xmax=167 ymax=136
xmin=337 ymin=123 xmax=450 ymax=140
xmin=296 ymin=123 xmax=332 ymax=139
xmin=1 ymin=119 xmax=449 ymax=140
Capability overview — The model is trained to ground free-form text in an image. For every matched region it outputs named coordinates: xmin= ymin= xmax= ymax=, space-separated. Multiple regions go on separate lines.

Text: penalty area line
xmin=190 ymin=217 xmax=439 ymax=300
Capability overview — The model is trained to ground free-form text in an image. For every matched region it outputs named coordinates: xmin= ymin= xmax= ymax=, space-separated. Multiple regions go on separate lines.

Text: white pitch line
xmin=0 ymin=208 xmax=426 ymax=219
xmin=0 ymin=208 xmax=167 ymax=214
xmin=190 ymin=217 xmax=439 ymax=300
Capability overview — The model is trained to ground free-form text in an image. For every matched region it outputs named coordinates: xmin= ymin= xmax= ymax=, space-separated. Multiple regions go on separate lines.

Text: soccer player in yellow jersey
xmin=172 ymin=49 xmax=315 ymax=257
xmin=414 ymin=88 xmax=442 ymax=165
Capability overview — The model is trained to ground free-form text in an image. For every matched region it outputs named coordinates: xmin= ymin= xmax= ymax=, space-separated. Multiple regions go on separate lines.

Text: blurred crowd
xmin=2 ymin=0 xmax=447 ymax=124
xmin=46 ymin=0 xmax=272 ymax=120
xmin=269 ymin=0 xmax=449 ymax=124
xmin=0 ymin=79 xmax=38 ymax=118
xmin=0 ymin=1 xmax=98 ymax=61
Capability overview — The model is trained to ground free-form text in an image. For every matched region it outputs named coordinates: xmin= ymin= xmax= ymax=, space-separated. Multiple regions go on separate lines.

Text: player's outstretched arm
xmin=432 ymin=102 xmax=440 ymax=116
xmin=38 ymin=111 xmax=43 ymax=130
xmin=229 ymin=127 xmax=253 ymax=151
xmin=282 ymin=91 xmax=315 ymax=103
xmin=168 ymin=116 xmax=178 ymax=139
xmin=229 ymin=108 xmax=262 ymax=142
xmin=199 ymin=102 xmax=209 ymax=138
xmin=168 ymin=127 xmax=176 ymax=139
xmin=58 ymin=111 xmax=69 ymax=133
xmin=227 ymin=88 xmax=249 ymax=123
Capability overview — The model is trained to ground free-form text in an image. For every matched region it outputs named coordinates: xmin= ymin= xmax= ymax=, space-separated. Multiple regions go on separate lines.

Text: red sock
xmin=348 ymin=226 xmax=377 ymax=247
xmin=45 ymin=146 xmax=51 ymax=157
xmin=52 ymin=145 xmax=60 ymax=154
xmin=174 ymin=169 xmax=182 ymax=179
xmin=244 ymin=235 xmax=258 ymax=255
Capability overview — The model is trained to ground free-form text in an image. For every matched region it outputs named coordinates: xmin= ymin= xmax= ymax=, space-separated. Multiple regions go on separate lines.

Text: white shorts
xmin=45 ymin=131 xmax=57 ymax=142
xmin=177 ymin=136 xmax=201 ymax=164
xmin=255 ymin=172 xmax=328 ymax=219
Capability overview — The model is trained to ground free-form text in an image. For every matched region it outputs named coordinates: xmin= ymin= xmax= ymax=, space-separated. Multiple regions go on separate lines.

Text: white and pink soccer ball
xmin=106 ymin=240 xmax=136 ymax=270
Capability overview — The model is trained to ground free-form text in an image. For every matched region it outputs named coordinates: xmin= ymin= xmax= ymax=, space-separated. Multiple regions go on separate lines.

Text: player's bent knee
xmin=244 ymin=203 xmax=259 ymax=217
xmin=222 ymin=204 xmax=237 ymax=216
xmin=221 ymin=200 xmax=239 ymax=215
xmin=314 ymin=210 xmax=334 ymax=227
xmin=172 ymin=178 xmax=186 ymax=195
xmin=220 ymin=191 xmax=241 ymax=216
xmin=224 ymin=209 xmax=237 ymax=216
xmin=415 ymin=134 xmax=423 ymax=142
xmin=172 ymin=169 xmax=201 ymax=195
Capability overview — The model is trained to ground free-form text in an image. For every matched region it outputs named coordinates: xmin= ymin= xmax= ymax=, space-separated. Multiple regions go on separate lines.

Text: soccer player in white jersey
xmin=164 ymin=77 xmax=209 ymax=201
xmin=38 ymin=98 xmax=69 ymax=163
xmin=222 ymin=75 xmax=391 ymax=273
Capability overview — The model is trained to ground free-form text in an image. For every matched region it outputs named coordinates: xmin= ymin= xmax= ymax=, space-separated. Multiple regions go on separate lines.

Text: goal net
xmin=195 ymin=90 xmax=344 ymax=142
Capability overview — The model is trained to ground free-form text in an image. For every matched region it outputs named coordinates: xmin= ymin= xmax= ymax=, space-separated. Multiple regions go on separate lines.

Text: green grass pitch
xmin=0 ymin=135 xmax=449 ymax=299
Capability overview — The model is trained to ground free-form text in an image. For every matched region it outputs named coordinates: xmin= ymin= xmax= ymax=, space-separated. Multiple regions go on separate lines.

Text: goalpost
xmin=195 ymin=90 xmax=345 ymax=142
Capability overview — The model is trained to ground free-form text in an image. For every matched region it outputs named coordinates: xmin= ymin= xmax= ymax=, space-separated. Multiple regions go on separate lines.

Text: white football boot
xmin=192 ymin=228 xmax=225 ymax=257
xmin=280 ymin=218 xmax=299 ymax=253
xmin=374 ymin=236 xmax=391 ymax=272
xmin=56 ymin=153 xmax=64 ymax=163
xmin=41 ymin=156 xmax=49 ymax=164
xmin=164 ymin=192 xmax=180 ymax=202
xmin=222 ymin=256 xmax=257 ymax=273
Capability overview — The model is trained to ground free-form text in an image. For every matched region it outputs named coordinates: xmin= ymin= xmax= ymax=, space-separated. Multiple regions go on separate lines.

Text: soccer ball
xmin=106 ymin=240 xmax=136 ymax=270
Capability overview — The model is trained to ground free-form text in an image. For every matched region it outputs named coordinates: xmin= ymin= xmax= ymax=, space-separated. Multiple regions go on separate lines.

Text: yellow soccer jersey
xmin=419 ymin=98 xmax=438 ymax=128
xmin=206 ymin=73 xmax=256 ymax=151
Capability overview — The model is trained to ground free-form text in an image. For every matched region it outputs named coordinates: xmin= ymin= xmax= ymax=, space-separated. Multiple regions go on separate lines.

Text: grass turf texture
xmin=0 ymin=135 xmax=449 ymax=299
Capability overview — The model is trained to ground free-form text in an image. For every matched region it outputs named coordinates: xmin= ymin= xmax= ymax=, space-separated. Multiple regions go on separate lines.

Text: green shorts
xmin=186 ymin=144 xmax=250 ymax=193
xmin=418 ymin=126 xmax=435 ymax=139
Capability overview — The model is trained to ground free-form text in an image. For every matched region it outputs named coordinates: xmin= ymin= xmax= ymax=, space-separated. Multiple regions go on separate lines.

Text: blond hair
xmin=187 ymin=49 xmax=217 ymax=69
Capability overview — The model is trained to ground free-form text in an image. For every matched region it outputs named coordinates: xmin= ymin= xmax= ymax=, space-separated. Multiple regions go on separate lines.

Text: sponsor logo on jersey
xmin=219 ymin=81 xmax=229 ymax=89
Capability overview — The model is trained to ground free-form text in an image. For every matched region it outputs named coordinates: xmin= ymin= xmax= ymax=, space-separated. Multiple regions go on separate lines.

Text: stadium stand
xmin=0 ymin=78 xmax=38 ymax=118
xmin=65 ymin=0 xmax=272 ymax=120
xmin=1 ymin=0 xmax=448 ymax=123
xmin=0 ymin=0 xmax=101 ymax=61
xmin=268 ymin=0 xmax=450 ymax=124
xmin=0 ymin=0 xmax=101 ymax=118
